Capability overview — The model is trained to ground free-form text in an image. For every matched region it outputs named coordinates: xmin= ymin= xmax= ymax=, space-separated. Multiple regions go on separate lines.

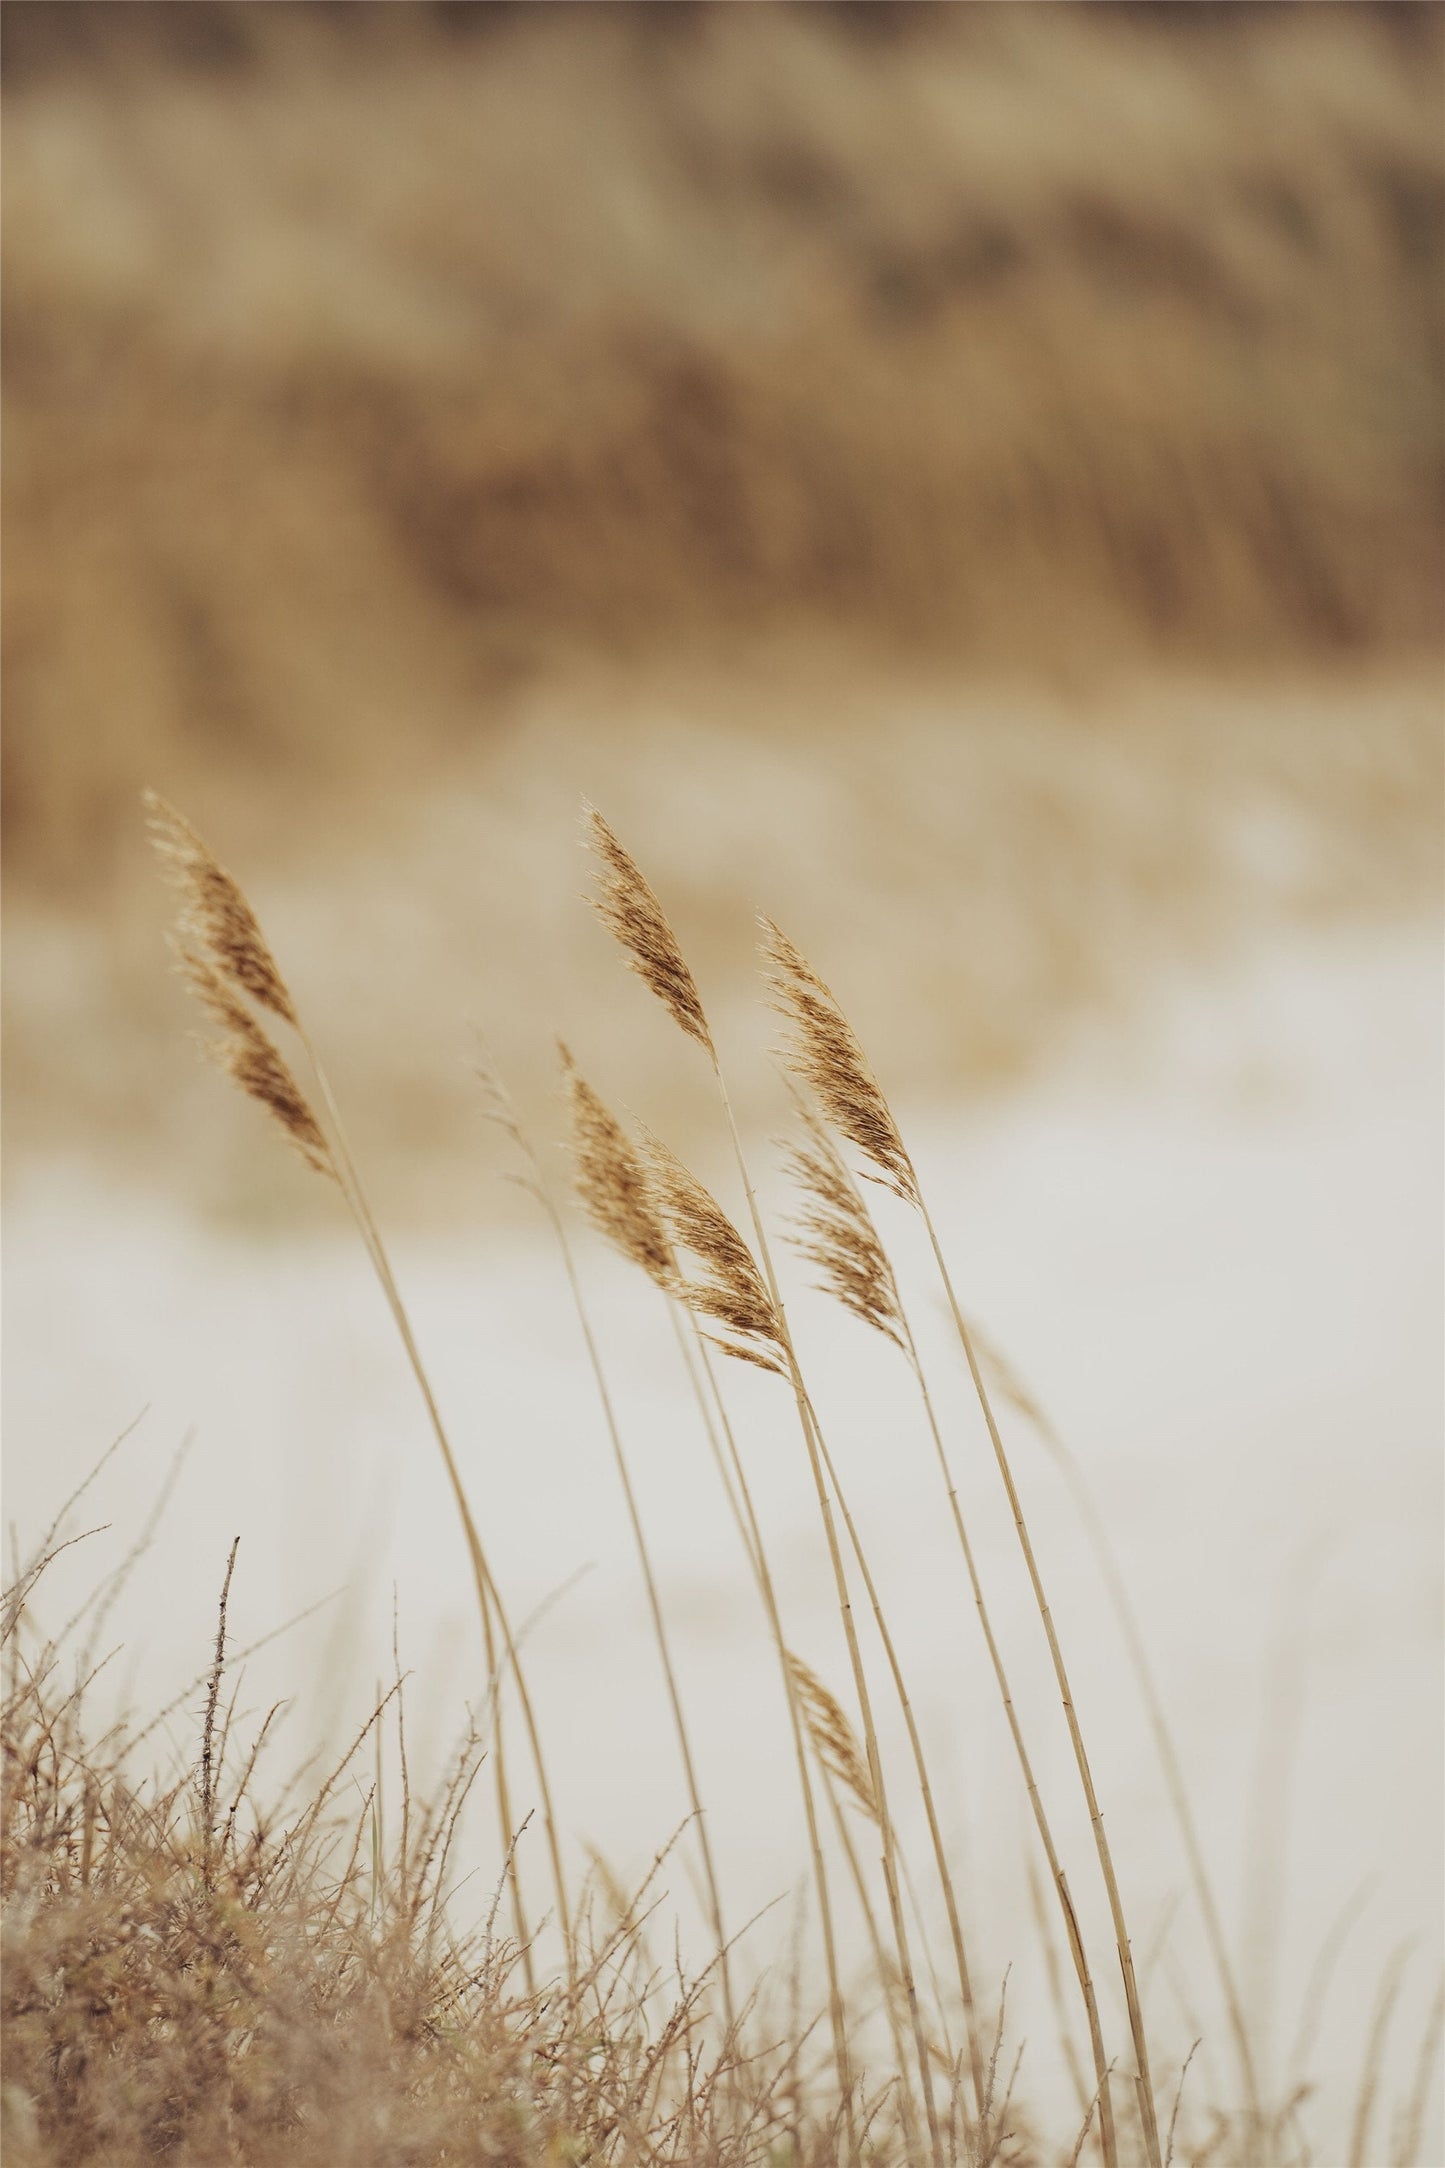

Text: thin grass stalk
xmin=584 ymin=808 xmax=945 ymax=2157
xmin=816 ymin=1751 xmax=920 ymax=2161
xmin=922 ymin=1204 xmax=1160 ymax=2166
xmin=1025 ymin=1848 xmax=1092 ymax=2127
xmin=523 ymin=1170 xmax=738 ymax=2042
xmin=793 ymin=1130 xmax=1119 ymax=2162
xmin=795 ymin=1380 xmax=989 ymax=2121
xmin=296 ymin=1031 xmax=569 ymax=1979
xmin=981 ymin=1340 xmax=1262 ymax=2137
xmin=557 ymin=1047 xmax=861 ymax=2150
xmin=1392 ymin=1974 xmax=1444 ymax=2168
xmin=147 ymin=798 xmax=576 ymax=1983
xmin=758 ymin=909 xmax=1159 ymax=2166
xmin=1347 ymin=1942 xmax=1413 ymax=2168
xmin=890 ymin=1284 xmax=1118 ymax=2166
xmin=711 ymin=1073 xmax=945 ymax=2168
xmin=683 ymin=1320 xmax=864 ymax=2158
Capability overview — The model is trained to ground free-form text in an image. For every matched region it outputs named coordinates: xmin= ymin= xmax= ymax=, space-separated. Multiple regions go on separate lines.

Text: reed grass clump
xmin=2 ymin=791 xmax=1436 ymax=2168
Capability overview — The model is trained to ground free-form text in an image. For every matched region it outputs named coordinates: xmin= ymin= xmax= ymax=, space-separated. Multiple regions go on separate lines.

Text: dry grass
xmin=7 ymin=797 xmax=1438 ymax=2166
xmin=4 ymin=1 xmax=1443 ymax=896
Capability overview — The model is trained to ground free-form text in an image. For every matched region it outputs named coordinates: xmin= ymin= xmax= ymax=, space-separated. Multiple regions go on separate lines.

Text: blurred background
xmin=3 ymin=0 xmax=1441 ymax=1209
xmin=3 ymin=3 xmax=1442 ymax=2150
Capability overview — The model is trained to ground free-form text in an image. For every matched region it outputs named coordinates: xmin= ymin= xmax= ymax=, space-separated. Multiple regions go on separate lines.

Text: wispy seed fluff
xmin=760 ymin=917 xmax=917 ymax=1207
xmin=585 ymin=807 xmax=715 ymax=1056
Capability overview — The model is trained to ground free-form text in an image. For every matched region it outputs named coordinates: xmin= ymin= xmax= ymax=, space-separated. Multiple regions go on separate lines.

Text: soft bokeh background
xmin=3 ymin=3 xmax=1441 ymax=2155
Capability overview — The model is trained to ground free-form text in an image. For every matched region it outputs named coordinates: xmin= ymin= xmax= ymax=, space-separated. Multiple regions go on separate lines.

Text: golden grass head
xmin=759 ymin=916 xmax=917 ymax=1207
xmin=145 ymin=791 xmax=298 ymax=1028
xmin=560 ymin=1046 xmax=676 ymax=1294
xmin=786 ymin=1652 xmax=878 ymax=1824
xmin=177 ymin=945 xmax=334 ymax=1181
xmin=783 ymin=1103 xmax=904 ymax=1350
xmin=584 ymin=807 xmax=715 ymax=1057
xmin=643 ymin=1135 xmax=785 ymax=1374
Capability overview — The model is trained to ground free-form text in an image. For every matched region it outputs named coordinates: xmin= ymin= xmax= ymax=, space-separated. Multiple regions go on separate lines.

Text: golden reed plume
xmin=760 ymin=916 xmax=917 ymax=1206
xmin=560 ymin=1048 xmax=677 ymax=1295
xmin=783 ymin=1103 xmax=903 ymax=1349
xmin=176 ymin=945 xmax=335 ymax=1182
xmin=786 ymin=1652 xmax=879 ymax=1826
xmin=145 ymin=791 xmax=298 ymax=1028
xmin=148 ymin=789 xmax=331 ymax=1183
xmin=584 ymin=808 xmax=715 ymax=1056
xmin=643 ymin=1137 xmax=785 ymax=1375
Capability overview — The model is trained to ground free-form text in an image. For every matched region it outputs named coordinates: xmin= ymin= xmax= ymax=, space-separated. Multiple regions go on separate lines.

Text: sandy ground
xmin=5 ymin=913 xmax=1440 ymax=2159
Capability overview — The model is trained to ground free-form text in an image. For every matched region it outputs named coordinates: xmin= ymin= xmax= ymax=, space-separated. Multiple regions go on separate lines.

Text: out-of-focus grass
xmin=2 ymin=1 xmax=1441 ymax=1210
xmin=3 ymin=0 xmax=1442 ymax=882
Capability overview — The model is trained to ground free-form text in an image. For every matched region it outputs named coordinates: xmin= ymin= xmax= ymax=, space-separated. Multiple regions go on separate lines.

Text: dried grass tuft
xmin=585 ymin=808 xmax=714 ymax=1056
xmin=786 ymin=1652 xmax=879 ymax=1826
xmin=759 ymin=919 xmax=916 ymax=1206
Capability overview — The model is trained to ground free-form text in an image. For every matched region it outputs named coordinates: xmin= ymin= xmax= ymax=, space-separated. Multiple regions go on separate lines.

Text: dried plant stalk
xmin=785 ymin=1103 xmax=1119 ymax=2167
xmin=558 ymin=1067 xmax=861 ymax=2144
xmin=148 ymin=794 xmax=571 ymax=1991
xmin=585 ymin=807 xmax=714 ymax=1055
xmin=482 ymin=1047 xmax=742 ymax=2041
xmin=583 ymin=815 xmax=946 ymax=2162
xmin=764 ymin=914 xmax=1160 ymax=2168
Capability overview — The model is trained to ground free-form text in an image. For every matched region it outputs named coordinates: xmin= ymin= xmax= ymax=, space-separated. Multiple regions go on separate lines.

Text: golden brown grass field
xmin=2 ymin=6 xmax=1442 ymax=2165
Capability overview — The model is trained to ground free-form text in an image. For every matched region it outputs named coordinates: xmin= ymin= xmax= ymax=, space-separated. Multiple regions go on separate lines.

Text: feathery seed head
xmin=145 ymin=791 xmax=298 ymax=1027
xmin=784 ymin=1107 xmax=904 ymax=1350
xmin=786 ymin=1652 xmax=878 ymax=1823
xmin=561 ymin=1050 xmax=676 ymax=1293
xmin=759 ymin=917 xmax=917 ymax=1206
xmin=177 ymin=946 xmax=333 ymax=1181
xmin=644 ymin=1136 xmax=785 ymax=1374
xmin=584 ymin=808 xmax=714 ymax=1056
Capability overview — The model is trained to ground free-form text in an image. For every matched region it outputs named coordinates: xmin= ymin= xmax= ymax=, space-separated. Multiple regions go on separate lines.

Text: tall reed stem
xmin=920 ymin=1203 xmax=1161 ymax=2168
xmin=537 ymin=1183 xmax=738 ymax=2040
xmin=300 ymin=1036 xmax=572 ymax=1977
xmin=799 ymin=1384 xmax=990 ymax=2123
xmin=712 ymin=1069 xmax=946 ymax=2168
xmin=676 ymin=1315 xmax=863 ymax=2155
xmin=1013 ymin=1374 xmax=1261 ymax=2135
xmin=894 ymin=1302 xmax=1118 ymax=2168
